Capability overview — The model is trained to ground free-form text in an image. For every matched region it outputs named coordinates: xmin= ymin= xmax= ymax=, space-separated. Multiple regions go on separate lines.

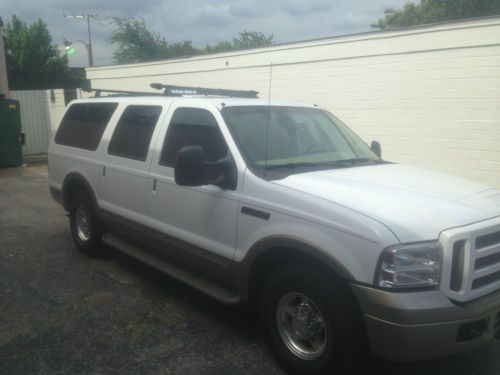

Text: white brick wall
xmin=87 ymin=18 xmax=500 ymax=188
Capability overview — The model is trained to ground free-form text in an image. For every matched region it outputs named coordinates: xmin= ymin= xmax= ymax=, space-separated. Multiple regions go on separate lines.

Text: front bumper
xmin=351 ymin=284 xmax=500 ymax=362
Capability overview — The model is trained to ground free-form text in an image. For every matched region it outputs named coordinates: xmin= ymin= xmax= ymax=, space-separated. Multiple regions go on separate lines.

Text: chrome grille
xmin=440 ymin=217 xmax=500 ymax=302
xmin=477 ymin=231 xmax=500 ymax=250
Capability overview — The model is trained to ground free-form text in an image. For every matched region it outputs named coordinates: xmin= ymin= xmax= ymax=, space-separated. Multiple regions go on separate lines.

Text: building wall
xmin=86 ymin=18 xmax=500 ymax=188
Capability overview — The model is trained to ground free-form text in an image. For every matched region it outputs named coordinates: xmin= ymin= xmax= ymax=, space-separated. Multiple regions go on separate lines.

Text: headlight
xmin=376 ymin=241 xmax=440 ymax=289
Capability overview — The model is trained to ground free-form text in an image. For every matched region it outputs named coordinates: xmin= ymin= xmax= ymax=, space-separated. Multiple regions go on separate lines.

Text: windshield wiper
xmin=265 ymin=158 xmax=387 ymax=170
xmin=264 ymin=159 xmax=385 ymax=171
xmin=332 ymin=158 xmax=384 ymax=164
xmin=265 ymin=162 xmax=323 ymax=170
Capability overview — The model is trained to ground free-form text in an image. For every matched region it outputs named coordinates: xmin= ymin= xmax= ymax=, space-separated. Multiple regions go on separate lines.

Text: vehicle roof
xmin=70 ymin=95 xmax=318 ymax=110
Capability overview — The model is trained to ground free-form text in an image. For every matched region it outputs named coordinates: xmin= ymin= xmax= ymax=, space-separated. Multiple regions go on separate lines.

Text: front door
xmin=147 ymin=104 xmax=239 ymax=263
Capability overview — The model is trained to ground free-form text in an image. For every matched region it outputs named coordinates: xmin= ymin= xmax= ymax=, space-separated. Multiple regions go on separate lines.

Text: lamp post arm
xmin=71 ymin=40 xmax=90 ymax=49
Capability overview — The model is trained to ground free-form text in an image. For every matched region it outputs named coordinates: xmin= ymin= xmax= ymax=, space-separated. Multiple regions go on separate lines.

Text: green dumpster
xmin=0 ymin=98 xmax=24 ymax=167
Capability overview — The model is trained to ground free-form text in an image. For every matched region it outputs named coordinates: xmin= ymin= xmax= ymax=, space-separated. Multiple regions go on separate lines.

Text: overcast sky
xmin=1 ymin=0 xmax=411 ymax=67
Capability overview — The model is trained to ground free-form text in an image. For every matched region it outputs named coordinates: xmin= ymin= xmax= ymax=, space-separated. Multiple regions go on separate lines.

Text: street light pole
xmin=64 ymin=13 xmax=95 ymax=67
xmin=86 ymin=15 xmax=94 ymax=67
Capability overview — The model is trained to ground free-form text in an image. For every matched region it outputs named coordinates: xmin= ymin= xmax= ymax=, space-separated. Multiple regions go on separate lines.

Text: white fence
xmin=10 ymin=89 xmax=66 ymax=155
xmin=86 ymin=17 xmax=500 ymax=188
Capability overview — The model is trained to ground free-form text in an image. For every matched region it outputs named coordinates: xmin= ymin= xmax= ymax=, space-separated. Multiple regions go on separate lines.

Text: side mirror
xmin=371 ymin=140 xmax=382 ymax=159
xmin=175 ymin=145 xmax=205 ymax=186
xmin=207 ymin=157 xmax=237 ymax=190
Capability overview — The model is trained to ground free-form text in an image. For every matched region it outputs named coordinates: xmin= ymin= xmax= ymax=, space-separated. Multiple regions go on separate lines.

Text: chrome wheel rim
xmin=276 ymin=292 xmax=327 ymax=360
xmin=75 ymin=205 xmax=91 ymax=242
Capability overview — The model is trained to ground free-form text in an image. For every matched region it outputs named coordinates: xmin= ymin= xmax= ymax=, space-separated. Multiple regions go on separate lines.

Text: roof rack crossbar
xmin=88 ymin=85 xmax=259 ymax=99
xmin=150 ymin=83 xmax=259 ymax=98
xmin=91 ymin=88 xmax=163 ymax=97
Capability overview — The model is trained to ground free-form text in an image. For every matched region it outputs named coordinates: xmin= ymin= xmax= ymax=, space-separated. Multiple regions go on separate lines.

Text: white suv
xmin=48 ymin=85 xmax=500 ymax=374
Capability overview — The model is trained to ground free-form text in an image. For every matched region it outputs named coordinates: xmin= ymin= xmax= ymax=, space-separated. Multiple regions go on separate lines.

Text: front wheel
xmin=260 ymin=265 xmax=366 ymax=375
xmin=69 ymin=191 xmax=104 ymax=257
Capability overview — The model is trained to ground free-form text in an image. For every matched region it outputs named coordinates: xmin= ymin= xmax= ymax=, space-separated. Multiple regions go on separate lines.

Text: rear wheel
xmin=259 ymin=265 xmax=365 ymax=374
xmin=69 ymin=191 xmax=104 ymax=256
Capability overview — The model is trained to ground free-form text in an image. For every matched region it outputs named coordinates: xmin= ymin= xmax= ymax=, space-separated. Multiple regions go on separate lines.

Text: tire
xmin=69 ymin=190 xmax=104 ymax=257
xmin=259 ymin=265 xmax=366 ymax=375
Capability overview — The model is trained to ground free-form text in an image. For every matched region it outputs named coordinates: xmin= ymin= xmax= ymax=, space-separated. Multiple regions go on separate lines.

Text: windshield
xmin=221 ymin=106 xmax=381 ymax=177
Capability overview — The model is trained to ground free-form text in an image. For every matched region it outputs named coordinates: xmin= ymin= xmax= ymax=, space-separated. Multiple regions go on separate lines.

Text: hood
xmin=273 ymin=164 xmax=500 ymax=242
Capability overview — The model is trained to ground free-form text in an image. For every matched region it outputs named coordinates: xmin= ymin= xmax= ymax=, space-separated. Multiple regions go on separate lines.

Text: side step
xmin=101 ymin=233 xmax=241 ymax=305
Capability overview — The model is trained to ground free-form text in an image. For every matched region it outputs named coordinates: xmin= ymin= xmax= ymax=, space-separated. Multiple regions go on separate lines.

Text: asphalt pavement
xmin=1 ymin=162 xmax=499 ymax=374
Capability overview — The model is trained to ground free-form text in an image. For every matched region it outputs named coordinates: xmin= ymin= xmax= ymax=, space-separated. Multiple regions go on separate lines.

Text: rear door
xmin=99 ymin=104 xmax=166 ymax=225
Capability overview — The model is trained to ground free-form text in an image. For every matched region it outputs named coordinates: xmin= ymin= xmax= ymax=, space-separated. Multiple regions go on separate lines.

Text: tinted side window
xmin=55 ymin=102 xmax=118 ymax=150
xmin=108 ymin=105 xmax=162 ymax=161
xmin=160 ymin=108 xmax=228 ymax=167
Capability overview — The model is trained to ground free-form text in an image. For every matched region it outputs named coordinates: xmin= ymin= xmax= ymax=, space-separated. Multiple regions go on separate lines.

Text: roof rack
xmin=89 ymin=85 xmax=259 ymax=99
xmin=150 ymin=83 xmax=259 ymax=98
xmin=92 ymin=88 xmax=163 ymax=97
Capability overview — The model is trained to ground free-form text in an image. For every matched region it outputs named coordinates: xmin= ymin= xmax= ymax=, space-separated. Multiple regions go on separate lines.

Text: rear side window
xmin=160 ymin=108 xmax=228 ymax=167
xmin=55 ymin=102 xmax=118 ymax=150
xmin=108 ymin=105 xmax=162 ymax=161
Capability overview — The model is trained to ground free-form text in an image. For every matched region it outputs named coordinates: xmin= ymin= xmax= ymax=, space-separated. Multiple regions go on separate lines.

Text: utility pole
xmin=86 ymin=15 xmax=94 ymax=67
xmin=64 ymin=13 xmax=95 ymax=66
xmin=0 ymin=17 xmax=10 ymax=98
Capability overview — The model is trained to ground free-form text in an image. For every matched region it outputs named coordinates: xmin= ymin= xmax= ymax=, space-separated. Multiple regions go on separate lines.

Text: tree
xmin=4 ymin=15 xmax=84 ymax=90
xmin=232 ymin=31 xmax=273 ymax=49
xmin=110 ymin=18 xmax=274 ymax=63
xmin=110 ymin=18 xmax=198 ymax=64
xmin=204 ymin=40 xmax=234 ymax=54
xmin=372 ymin=0 xmax=500 ymax=29
xmin=205 ymin=31 xmax=273 ymax=53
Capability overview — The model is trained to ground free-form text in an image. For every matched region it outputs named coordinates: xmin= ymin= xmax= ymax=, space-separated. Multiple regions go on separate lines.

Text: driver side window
xmin=159 ymin=107 xmax=229 ymax=167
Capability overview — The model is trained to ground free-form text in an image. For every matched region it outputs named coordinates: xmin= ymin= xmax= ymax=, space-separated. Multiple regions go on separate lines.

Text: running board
xmin=101 ymin=233 xmax=241 ymax=305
